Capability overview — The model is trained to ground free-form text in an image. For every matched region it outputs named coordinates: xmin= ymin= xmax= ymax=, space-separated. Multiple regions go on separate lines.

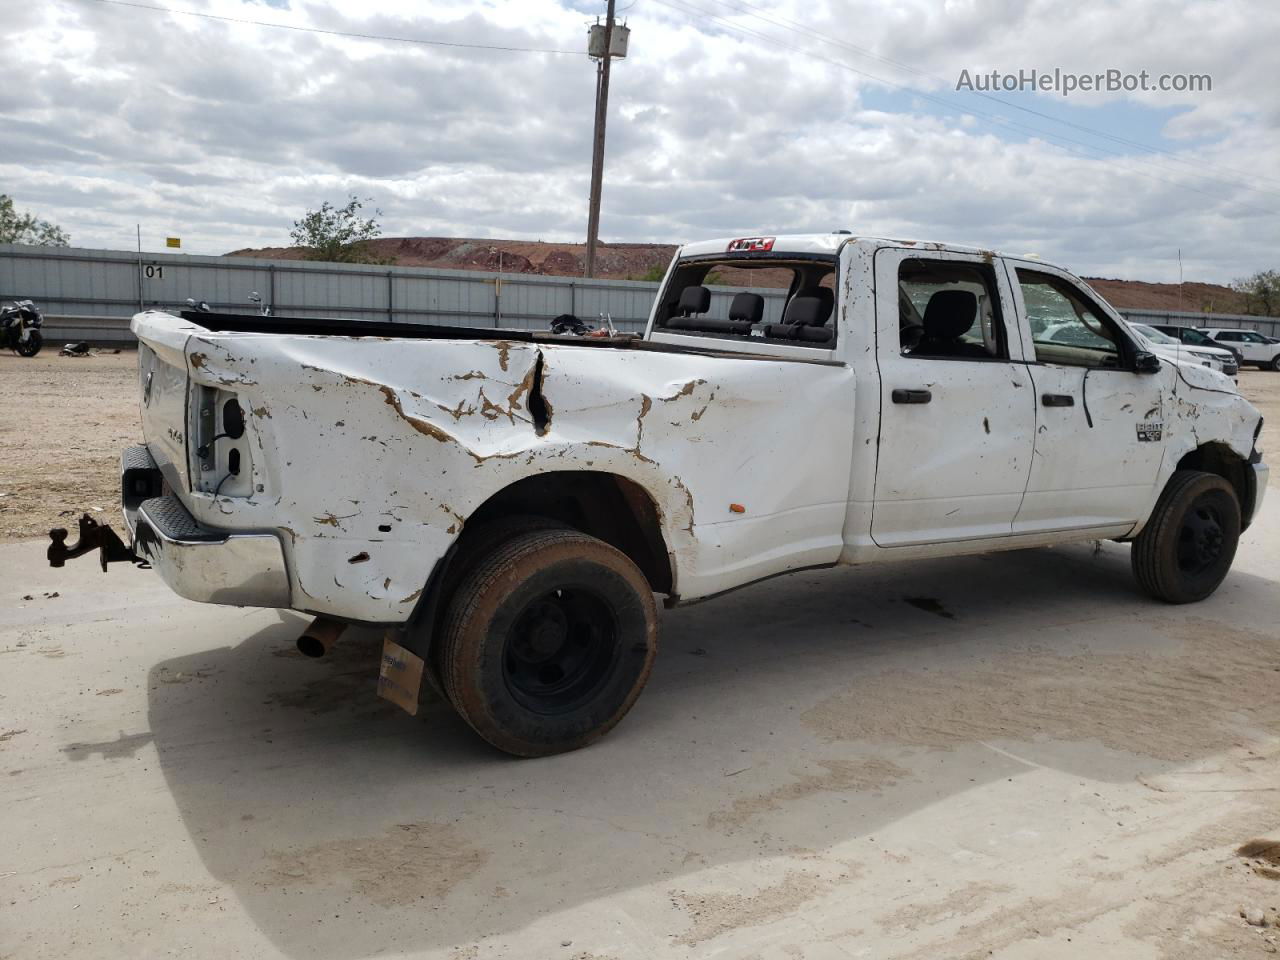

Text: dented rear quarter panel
xmin=145 ymin=316 xmax=855 ymax=622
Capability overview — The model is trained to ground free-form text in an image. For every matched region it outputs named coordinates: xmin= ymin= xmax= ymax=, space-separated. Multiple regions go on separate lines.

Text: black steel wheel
xmin=502 ymin=587 xmax=618 ymax=715
xmin=439 ymin=526 xmax=658 ymax=756
xmin=1132 ymin=469 xmax=1241 ymax=603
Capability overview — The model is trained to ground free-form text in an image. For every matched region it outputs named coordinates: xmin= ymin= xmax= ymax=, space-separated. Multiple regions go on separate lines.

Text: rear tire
xmin=1270 ymin=355 xmax=1280 ymax=372
xmin=1131 ymin=470 xmax=1240 ymax=603
xmin=15 ymin=330 xmax=41 ymax=357
xmin=439 ymin=527 xmax=658 ymax=757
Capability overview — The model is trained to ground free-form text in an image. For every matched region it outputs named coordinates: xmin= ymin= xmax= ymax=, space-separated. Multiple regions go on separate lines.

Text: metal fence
xmin=2 ymin=243 xmax=1276 ymax=344
xmin=0 ymin=243 xmax=676 ymax=341
xmin=1113 ymin=307 xmax=1280 ymax=339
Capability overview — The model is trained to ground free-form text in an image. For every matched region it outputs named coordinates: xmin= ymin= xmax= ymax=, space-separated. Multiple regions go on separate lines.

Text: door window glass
xmin=898 ymin=259 xmax=1008 ymax=360
xmin=1018 ymin=270 xmax=1122 ymax=368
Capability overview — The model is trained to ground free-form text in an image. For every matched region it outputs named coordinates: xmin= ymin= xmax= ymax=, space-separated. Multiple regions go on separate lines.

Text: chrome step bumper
xmin=123 ymin=446 xmax=290 ymax=608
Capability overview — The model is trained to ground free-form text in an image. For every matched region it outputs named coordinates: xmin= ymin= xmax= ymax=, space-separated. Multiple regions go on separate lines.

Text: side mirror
xmin=1133 ymin=351 xmax=1162 ymax=374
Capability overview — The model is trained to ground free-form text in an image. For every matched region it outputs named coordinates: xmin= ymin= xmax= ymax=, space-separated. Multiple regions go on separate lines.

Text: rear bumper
xmin=123 ymin=446 xmax=291 ymax=608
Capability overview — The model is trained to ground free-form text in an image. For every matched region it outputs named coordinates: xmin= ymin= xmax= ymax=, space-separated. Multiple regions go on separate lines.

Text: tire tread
xmin=1132 ymin=469 xmax=1239 ymax=603
xmin=439 ymin=527 xmax=657 ymax=756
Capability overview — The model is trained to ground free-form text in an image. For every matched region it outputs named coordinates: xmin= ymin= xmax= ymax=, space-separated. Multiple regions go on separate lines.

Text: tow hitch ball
xmin=47 ymin=514 xmax=146 ymax=572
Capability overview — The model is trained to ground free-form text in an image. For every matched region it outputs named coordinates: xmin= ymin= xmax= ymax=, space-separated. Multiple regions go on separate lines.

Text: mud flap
xmin=377 ymin=632 xmax=425 ymax=716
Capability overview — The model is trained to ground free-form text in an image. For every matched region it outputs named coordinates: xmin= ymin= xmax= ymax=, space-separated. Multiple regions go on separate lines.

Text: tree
xmin=0 ymin=194 xmax=70 ymax=246
xmin=289 ymin=195 xmax=390 ymax=264
xmin=1230 ymin=269 xmax=1280 ymax=317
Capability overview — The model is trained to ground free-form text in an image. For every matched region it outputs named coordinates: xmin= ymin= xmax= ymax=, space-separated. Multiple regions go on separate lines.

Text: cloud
xmin=1 ymin=0 xmax=1277 ymax=282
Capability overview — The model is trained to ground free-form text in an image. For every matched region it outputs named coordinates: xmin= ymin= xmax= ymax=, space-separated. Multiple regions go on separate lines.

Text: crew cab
xmin=53 ymin=234 xmax=1268 ymax=756
xmin=1201 ymin=327 xmax=1280 ymax=370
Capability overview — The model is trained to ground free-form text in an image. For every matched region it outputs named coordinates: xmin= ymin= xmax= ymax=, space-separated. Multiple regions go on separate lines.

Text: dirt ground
xmin=2 ymin=348 xmax=1280 ymax=959
xmin=1 ymin=350 xmax=1276 ymax=543
xmin=0 ymin=350 xmax=140 ymax=541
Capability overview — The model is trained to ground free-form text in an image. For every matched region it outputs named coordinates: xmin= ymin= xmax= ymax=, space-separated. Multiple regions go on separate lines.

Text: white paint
xmin=128 ymin=236 xmax=1267 ymax=623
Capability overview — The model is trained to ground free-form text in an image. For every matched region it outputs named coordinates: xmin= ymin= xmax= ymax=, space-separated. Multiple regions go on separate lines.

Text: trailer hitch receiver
xmin=48 ymin=514 xmax=146 ymax=572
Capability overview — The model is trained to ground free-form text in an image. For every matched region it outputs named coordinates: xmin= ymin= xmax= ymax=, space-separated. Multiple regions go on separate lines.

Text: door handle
xmin=892 ymin=388 xmax=932 ymax=404
xmin=1041 ymin=393 xmax=1074 ymax=407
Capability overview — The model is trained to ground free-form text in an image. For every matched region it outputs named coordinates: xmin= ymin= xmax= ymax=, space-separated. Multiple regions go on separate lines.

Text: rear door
xmin=1005 ymin=263 xmax=1170 ymax=533
xmin=870 ymin=248 xmax=1035 ymax=546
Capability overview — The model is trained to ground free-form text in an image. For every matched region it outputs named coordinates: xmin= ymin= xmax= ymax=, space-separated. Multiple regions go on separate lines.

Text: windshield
xmin=654 ymin=254 xmax=838 ymax=346
xmin=1179 ymin=328 xmax=1216 ymax=347
xmin=1133 ymin=323 xmax=1178 ymax=345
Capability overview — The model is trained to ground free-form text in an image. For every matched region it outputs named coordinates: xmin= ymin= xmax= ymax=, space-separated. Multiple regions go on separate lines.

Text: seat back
xmin=912 ymin=290 xmax=989 ymax=358
xmin=677 ymin=285 xmax=712 ymax=317
xmin=728 ymin=292 xmax=764 ymax=324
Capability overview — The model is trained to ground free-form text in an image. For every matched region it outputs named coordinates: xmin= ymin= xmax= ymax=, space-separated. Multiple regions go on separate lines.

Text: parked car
xmin=1147 ymin=323 xmax=1243 ymax=367
xmin=48 ymin=234 xmax=1269 ymax=756
xmin=1201 ymin=328 xmax=1280 ymax=370
xmin=1128 ymin=323 xmax=1238 ymax=381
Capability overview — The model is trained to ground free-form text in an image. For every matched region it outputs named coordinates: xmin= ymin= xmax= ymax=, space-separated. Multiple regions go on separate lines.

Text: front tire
xmin=1131 ymin=470 xmax=1241 ymax=603
xmin=439 ymin=527 xmax=658 ymax=757
xmin=15 ymin=330 xmax=42 ymax=357
xmin=1270 ymin=355 xmax=1280 ymax=372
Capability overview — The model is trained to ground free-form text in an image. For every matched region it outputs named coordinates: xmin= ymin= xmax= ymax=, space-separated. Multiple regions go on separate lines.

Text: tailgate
xmin=133 ymin=311 xmax=200 ymax=493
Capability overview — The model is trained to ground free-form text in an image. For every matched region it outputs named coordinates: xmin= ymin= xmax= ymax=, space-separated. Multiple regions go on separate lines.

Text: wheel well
xmin=465 ymin=471 xmax=673 ymax=594
xmin=1176 ymin=443 xmax=1252 ymax=522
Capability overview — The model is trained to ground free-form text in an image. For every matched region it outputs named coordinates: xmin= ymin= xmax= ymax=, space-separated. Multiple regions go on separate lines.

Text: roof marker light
xmin=727 ymin=237 xmax=775 ymax=253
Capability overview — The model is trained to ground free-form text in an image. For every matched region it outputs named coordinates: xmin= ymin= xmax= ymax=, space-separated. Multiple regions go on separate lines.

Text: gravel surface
xmin=0 ymin=350 xmax=140 ymax=541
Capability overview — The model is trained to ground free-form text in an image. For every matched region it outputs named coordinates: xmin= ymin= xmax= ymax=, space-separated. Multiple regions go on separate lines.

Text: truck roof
xmin=678 ymin=233 xmax=1011 ymax=261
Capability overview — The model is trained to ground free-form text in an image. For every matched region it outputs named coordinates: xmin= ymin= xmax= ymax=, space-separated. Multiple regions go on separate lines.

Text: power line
xmin=705 ymin=0 xmax=1280 ymax=193
xmin=74 ymin=0 xmax=588 ymax=56
xmin=650 ymin=0 xmax=1280 ymax=209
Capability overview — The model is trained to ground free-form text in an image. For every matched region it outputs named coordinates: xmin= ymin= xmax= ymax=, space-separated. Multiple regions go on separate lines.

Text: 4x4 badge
xmin=1136 ymin=422 xmax=1163 ymax=442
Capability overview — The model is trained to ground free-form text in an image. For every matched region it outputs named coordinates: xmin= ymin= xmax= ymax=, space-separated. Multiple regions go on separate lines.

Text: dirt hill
xmin=225 ymin=237 xmax=679 ymax=282
xmin=1081 ymin=277 xmax=1247 ymax=314
xmin=226 ymin=237 xmax=1246 ymax=311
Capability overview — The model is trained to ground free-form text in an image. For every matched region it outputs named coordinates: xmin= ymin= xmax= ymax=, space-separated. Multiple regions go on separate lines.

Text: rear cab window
xmin=653 ymin=243 xmax=839 ymax=347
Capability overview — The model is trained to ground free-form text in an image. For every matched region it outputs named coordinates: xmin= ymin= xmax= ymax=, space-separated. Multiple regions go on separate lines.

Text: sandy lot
xmin=0 ymin=350 xmax=139 ymax=541
xmin=1 ymin=349 xmax=1278 ymax=959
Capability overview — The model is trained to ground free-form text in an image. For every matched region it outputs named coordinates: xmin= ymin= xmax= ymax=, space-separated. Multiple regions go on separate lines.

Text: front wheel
xmin=15 ymin=330 xmax=42 ymax=357
xmin=439 ymin=527 xmax=658 ymax=757
xmin=1270 ymin=355 xmax=1280 ymax=372
xmin=1131 ymin=470 xmax=1241 ymax=603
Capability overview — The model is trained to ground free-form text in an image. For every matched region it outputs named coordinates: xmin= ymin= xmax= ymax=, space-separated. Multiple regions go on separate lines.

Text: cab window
xmin=655 ymin=255 xmax=838 ymax=346
xmin=897 ymin=259 xmax=1008 ymax=360
xmin=1018 ymin=270 xmax=1123 ymax=369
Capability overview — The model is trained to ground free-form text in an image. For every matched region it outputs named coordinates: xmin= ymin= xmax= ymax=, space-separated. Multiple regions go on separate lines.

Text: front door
xmin=1005 ymin=263 xmax=1170 ymax=533
xmin=871 ymin=249 xmax=1036 ymax=546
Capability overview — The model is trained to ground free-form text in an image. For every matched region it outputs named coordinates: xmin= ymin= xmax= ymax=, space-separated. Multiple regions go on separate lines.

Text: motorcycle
xmin=1 ymin=299 xmax=44 ymax=356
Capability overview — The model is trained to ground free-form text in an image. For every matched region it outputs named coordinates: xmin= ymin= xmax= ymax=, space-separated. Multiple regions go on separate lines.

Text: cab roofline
xmin=677 ymin=233 xmax=1014 ymax=261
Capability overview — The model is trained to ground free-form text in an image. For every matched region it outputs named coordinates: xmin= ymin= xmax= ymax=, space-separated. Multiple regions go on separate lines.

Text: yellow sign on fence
xmin=165 ymin=237 xmax=181 ymax=248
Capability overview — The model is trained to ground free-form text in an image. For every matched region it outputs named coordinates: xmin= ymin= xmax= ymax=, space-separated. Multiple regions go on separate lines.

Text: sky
xmin=3 ymin=0 xmax=1278 ymax=282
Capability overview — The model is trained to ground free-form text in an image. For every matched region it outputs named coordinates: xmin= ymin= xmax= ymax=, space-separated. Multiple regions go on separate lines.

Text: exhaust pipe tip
xmin=297 ymin=617 xmax=347 ymax=658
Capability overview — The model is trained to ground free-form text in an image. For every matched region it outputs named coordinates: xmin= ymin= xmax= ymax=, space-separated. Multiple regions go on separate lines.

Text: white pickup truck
xmin=49 ymin=234 xmax=1268 ymax=756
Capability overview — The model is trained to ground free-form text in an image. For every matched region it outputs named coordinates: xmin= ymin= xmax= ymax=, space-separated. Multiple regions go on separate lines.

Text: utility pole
xmin=584 ymin=1 xmax=625 ymax=279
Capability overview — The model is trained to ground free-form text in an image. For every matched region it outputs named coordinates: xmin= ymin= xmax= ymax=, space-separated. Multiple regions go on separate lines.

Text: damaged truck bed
xmin=52 ymin=233 xmax=1269 ymax=756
